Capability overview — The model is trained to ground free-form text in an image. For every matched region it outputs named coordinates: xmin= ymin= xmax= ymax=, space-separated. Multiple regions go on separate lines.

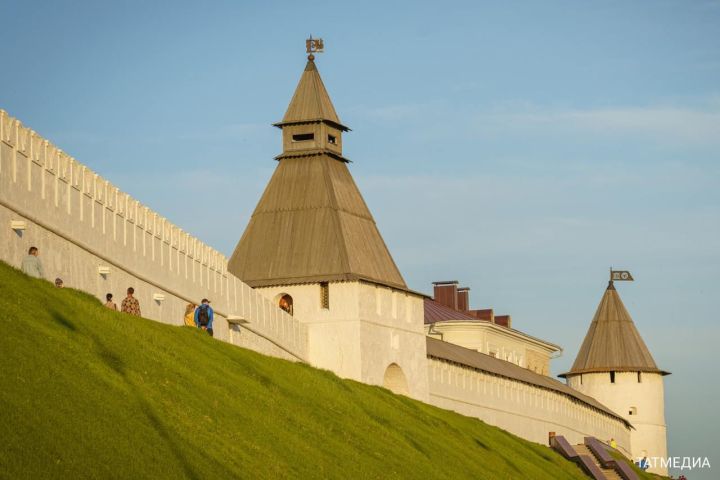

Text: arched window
xmin=278 ymin=294 xmax=293 ymax=316
xmin=383 ymin=363 xmax=409 ymax=396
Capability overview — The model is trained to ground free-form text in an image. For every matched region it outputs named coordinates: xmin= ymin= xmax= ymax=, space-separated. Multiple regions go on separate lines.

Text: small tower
xmin=560 ymin=279 xmax=670 ymax=475
xmin=228 ymin=40 xmax=428 ymax=400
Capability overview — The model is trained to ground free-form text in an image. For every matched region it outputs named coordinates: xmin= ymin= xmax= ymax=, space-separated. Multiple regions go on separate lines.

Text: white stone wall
xmin=568 ymin=372 xmax=668 ymax=475
xmin=256 ymin=281 xmax=429 ymax=401
xmin=0 ymin=109 xmax=307 ymax=363
xmin=427 ymin=358 xmax=633 ymax=457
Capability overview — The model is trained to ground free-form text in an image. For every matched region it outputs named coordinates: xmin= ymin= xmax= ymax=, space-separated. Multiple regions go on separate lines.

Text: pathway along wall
xmin=0 ymin=110 xmax=307 ymax=362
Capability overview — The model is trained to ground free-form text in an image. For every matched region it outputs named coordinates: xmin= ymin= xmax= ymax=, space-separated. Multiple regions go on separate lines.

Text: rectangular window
xmin=328 ymin=134 xmax=337 ymax=145
xmin=292 ymin=133 xmax=314 ymax=142
xmin=610 ymin=371 xmax=616 ymax=383
xmin=637 ymin=372 xmax=642 ymax=383
xmin=320 ymin=282 xmax=329 ymax=309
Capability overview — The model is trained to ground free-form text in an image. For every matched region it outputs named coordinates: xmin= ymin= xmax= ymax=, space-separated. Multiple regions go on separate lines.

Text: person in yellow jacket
xmin=183 ymin=303 xmax=196 ymax=327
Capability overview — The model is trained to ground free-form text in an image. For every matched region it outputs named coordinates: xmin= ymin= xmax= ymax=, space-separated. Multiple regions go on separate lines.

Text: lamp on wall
xmin=98 ymin=266 xmax=111 ymax=277
xmin=152 ymin=293 xmax=165 ymax=303
xmin=227 ymin=315 xmax=249 ymax=325
xmin=11 ymin=220 xmax=26 ymax=237
xmin=227 ymin=315 xmax=249 ymax=341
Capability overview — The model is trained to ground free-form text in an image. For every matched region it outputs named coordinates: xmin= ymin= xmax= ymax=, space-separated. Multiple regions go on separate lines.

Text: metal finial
xmin=306 ymin=35 xmax=324 ymax=60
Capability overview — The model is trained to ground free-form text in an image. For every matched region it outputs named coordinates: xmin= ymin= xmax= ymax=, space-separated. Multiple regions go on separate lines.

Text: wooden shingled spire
xmin=559 ymin=281 xmax=670 ymax=378
xmin=278 ymin=56 xmax=346 ymax=129
xmin=227 ymin=45 xmax=407 ymax=290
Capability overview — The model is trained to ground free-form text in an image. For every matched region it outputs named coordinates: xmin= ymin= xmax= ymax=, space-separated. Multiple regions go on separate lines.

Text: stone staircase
xmin=551 ymin=435 xmax=638 ymax=480
xmin=574 ymin=444 xmax=622 ymax=480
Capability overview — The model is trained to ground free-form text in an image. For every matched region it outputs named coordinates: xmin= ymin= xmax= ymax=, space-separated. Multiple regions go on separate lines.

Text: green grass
xmin=0 ymin=259 xmax=631 ymax=479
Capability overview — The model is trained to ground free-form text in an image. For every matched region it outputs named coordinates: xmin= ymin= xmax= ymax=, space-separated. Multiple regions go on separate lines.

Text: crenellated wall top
xmin=0 ymin=109 xmax=227 ymax=272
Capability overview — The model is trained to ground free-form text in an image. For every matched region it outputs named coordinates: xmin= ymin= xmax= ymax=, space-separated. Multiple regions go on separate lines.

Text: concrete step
xmin=574 ymin=444 xmax=621 ymax=480
xmin=600 ymin=468 xmax=621 ymax=480
xmin=574 ymin=445 xmax=594 ymax=457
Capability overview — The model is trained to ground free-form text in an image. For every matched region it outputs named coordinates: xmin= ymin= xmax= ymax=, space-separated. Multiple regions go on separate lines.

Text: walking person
xmin=183 ymin=303 xmax=196 ymax=327
xmin=194 ymin=299 xmax=214 ymax=336
xmin=120 ymin=287 xmax=141 ymax=317
xmin=21 ymin=246 xmax=44 ymax=279
xmin=105 ymin=293 xmax=117 ymax=310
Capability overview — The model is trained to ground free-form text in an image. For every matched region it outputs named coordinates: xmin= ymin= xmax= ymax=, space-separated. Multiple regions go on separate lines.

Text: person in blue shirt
xmin=194 ymin=299 xmax=214 ymax=336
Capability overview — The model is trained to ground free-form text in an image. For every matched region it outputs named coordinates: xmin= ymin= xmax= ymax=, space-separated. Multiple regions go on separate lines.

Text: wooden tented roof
xmin=559 ymin=282 xmax=669 ymax=378
xmin=228 ymin=154 xmax=407 ymax=289
xmin=228 ymin=57 xmax=407 ymax=290
xmin=275 ymin=58 xmax=348 ymax=131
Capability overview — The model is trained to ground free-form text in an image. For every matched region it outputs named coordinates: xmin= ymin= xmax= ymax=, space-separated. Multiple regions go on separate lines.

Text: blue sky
xmin=2 ymin=0 xmax=719 ymax=476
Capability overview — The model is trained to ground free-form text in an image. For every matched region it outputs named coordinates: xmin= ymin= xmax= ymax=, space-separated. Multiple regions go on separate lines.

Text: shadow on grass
xmin=52 ymin=310 xmax=126 ymax=376
xmin=138 ymin=398 xmax=202 ymax=480
xmin=474 ymin=438 xmax=489 ymax=450
xmin=50 ymin=310 xmax=77 ymax=331
xmin=502 ymin=455 xmax=522 ymax=474
xmin=51 ymin=309 xmax=201 ymax=479
xmin=406 ymin=436 xmax=432 ymax=458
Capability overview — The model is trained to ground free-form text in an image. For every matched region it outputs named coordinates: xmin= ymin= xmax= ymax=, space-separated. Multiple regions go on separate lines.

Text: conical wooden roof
xmin=560 ymin=282 xmax=669 ymax=377
xmin=276 ymin=57 xmax=348 ymax=130
xmin=227 ymin=57 xmax=406 ymax=290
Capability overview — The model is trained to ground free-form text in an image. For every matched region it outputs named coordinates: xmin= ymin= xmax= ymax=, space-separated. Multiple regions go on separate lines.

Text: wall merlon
xmin=30 ymin=132 xmax=43 ymax=163
xmin=17 ymin=122 xmax=30 ymax=153
xmin=0 ymin=109 xmax=308 ymax=364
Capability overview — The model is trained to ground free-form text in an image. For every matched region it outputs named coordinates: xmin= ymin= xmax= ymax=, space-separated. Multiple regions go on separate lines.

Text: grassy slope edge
xmin=0 ymin=259 xmax=637 ymax=479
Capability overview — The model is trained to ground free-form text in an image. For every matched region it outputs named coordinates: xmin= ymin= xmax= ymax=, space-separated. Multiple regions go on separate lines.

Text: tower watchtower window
xmin=610 ymin=371 xmax=616 ymax=383
xmin=279 ymin=294 xmax=294 ymax=316
xmin=328 ymin=134 xmax=337 ymax=145
xmin=320 ymin=282 xmax=329 ymax=309
xmin=292 ymin=133 xmax=314 ymax=142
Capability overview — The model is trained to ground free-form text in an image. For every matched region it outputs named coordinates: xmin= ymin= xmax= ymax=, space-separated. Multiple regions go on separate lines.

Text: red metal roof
xmin=424 ymin=298 xmax=478 ymax=324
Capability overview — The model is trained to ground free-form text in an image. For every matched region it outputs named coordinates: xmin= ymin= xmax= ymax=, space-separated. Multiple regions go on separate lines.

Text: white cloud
xmin=174 ymin=122 xmax=270 ymax=141
xmin=471 ymin=104 xmax=720 ymax=146
xmin=347 ymin=102 xmax=440 ymax=123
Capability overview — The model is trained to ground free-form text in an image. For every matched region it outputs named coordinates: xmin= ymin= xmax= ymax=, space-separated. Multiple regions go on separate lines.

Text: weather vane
xmin=609 ymin=267 xmax=634 ymax=283
xmin=306 ymin=35 xmax=324 ymax=60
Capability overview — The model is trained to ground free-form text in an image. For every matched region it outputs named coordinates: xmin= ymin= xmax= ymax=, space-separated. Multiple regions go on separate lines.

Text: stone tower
xmin=560 ymin=281 xmax=670 ymax=475
xmin=228 ymin=52 xmax=428 ymax=400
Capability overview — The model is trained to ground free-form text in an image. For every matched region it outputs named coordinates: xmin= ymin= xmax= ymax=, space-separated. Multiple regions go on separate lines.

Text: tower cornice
xmin=274 ymin=149 xmax=351 ymax=163
xmin=272 ymin=118 xmax=351 ymax=132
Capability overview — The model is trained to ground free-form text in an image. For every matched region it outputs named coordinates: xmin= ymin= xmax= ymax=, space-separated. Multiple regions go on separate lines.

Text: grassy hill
xmin=0 ymin=259 xmax=641 ymax=479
